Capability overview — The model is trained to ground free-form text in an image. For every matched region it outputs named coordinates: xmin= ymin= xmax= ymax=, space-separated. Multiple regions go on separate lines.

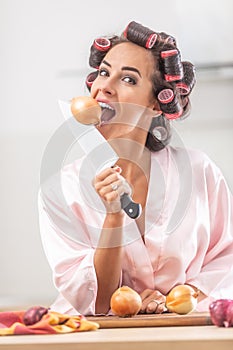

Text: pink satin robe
xmin=38 ymin=146 xmax=233 ymax=315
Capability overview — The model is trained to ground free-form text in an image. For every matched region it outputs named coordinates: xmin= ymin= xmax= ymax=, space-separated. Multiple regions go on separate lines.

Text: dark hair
xmin=86 ymin=21 xmax=196 ymax=152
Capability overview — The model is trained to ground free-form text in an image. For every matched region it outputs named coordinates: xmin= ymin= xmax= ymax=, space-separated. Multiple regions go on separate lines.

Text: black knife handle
xmin=120 ymin=193 xmax=142 ymax=219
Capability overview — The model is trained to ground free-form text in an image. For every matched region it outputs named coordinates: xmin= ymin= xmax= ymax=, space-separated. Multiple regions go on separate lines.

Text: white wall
xmin=0 ymin=0 xmax=233 ymax=309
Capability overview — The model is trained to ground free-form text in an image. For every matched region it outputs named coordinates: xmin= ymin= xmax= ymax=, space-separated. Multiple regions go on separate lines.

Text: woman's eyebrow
xmin=102 ymin=60 xmax=141 ymax=78
xmin=102 ymin=60 xmax=111 ymax=67
xmin=122 ymin=66 xmax=141 ymax=77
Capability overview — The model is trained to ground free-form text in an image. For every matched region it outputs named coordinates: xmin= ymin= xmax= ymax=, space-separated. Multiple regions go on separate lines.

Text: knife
xmin=58 ymin=100 xmax=141 ymax=219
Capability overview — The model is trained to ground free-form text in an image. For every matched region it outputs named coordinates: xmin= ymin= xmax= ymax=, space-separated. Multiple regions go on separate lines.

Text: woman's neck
xmin=97 ymin=121 xmax=152 ymax=187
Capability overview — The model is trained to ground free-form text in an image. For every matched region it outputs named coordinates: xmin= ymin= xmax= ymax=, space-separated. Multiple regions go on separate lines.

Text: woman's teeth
xmin=98 ymin=102 xmax=114 ymax=111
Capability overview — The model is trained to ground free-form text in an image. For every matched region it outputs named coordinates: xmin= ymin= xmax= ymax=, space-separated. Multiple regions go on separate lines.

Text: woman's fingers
xmin=97 ymin=178 xmax=120 ymax=198
xmin=95 ymin=172 xmax=120 ymax=190
xmin=93 ymin=166 xmax=132 ymax=213
xmin=94 ymin=166 xmax=131 ymax=202
xmin=146 ymin=300 xmax=167 ymax=314
xmin=95 ymin=165 xmax=121 ymax=182
xmin=140 ymin=289 xmax=167 ymax=314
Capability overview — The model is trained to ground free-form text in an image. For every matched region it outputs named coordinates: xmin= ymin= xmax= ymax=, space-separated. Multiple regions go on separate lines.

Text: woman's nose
xmin=99 ymin=78 xmax=115 ymax=96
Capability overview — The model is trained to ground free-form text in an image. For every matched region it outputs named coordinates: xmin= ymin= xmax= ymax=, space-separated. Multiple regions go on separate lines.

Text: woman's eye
xmin=122 ymin=76 xmax=136 ymax=85
xmin=99 ymin=68 xmax=109 ymax=77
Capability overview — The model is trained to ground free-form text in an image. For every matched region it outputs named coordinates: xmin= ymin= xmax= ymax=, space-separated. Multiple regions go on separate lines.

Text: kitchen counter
xmin=0 ymin=325 xmax=233 ymax=350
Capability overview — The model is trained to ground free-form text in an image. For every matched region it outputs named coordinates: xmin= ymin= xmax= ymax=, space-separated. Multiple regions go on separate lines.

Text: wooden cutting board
xmin=87 ymin=312 xmax=213 ymax=328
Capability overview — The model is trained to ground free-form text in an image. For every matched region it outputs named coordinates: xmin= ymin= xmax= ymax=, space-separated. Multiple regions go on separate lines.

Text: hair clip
xmin=89 ymin=39 xmax=111 ymax=69
xmin=93 ymin=38 xmax=111 ymax=51
xmin=158 ymin=32 xmax=177 ymax=46
xmin=152 ymin=126 xmax=168 ymax=141
xmin=161 ymin=49 xmax=183 ymax=82
xmin=175 ymin=82 xmax=190 ymax=95
xmin=158 ymin=89 xmax=182 ymax=120
xmin=176 ymin=61 xmax=196 ymax=95
xmin=123 ymin=21 xmax=158 ymax=49
xmin=85 ymin=71 xmax=98 ymax=90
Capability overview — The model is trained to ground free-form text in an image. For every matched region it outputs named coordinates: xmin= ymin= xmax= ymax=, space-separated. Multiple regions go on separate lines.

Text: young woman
xmin=39 ymin=21 xmax=233 ymax=316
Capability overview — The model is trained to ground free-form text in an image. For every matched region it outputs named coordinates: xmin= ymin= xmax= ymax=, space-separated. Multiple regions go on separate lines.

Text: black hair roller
xmin=158 ymin=88 xmax=182 ymax=120
xmin=159 ymin=32 xmax=177 ymax=47
xmin=93 ymin=37 xmax=111 ymax=51
xmin=85 ymin=71 xmax=98 ymax=91
xmin=161 ymin=49 xmax=183 ymax=82
xmin=123 ymin=21 xmax=158 ymax=49
xmin=89 ymin=37 xmax=111 ymax=69
xmin=176 ymin=61 xmax=196 ymax=96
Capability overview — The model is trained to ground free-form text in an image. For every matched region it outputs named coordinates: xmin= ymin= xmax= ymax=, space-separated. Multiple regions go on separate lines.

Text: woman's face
xmin=91 ymin=42 xmax=157 ymax=111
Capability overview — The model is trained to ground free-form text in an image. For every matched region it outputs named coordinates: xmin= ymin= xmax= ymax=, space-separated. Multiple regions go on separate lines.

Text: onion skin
xmin=166 ymin=284 xmax=199 ymax=314
xmin=70 ymin=96 xmax=101 ymax=125
xmin=209 ymin=299 xmax=233 ymax=327
xmin=110 ymin=286 xmax=142 ymax=317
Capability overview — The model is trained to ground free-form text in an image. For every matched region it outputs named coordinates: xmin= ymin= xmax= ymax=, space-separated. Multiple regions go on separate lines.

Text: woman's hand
xmin=93 ymin=165 xmax=132 ymax=214
xmin=140 ymin=289 xmax=167 ymax=314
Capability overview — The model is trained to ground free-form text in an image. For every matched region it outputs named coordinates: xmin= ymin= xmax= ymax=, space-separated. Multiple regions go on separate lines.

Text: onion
xmin=23 ymin=306 xmax=48 ymax=325
xmin=70 ymin=96 xmax=101 ymax=125
xmin=166 ymin=284 xmax=199 ymax=314
xmin=110 ymin=286 xmax=142 ymax=317
xmin=225 ymin=301 xmax=233 ymax=327
xmin=209 ymin=299 xmax=233 ymax=327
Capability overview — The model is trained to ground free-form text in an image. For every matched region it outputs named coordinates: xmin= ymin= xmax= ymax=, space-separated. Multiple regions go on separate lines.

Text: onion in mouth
xmin=71 ymin=96 xmax=101 ymax=125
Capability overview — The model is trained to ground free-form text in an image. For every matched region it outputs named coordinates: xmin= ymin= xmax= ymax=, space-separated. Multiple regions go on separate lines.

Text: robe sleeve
xmin=38 ymin=180 xmax=99 ymax=316
xmin=186 ymin=156 xmax=233 ymax=310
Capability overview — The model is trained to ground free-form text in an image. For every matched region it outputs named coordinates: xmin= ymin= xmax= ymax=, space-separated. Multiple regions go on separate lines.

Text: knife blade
xmin=58 ymin=100 xmax=141 ymax=219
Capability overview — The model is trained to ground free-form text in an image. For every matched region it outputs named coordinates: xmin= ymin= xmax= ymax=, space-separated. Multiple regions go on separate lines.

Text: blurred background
xmin=0 ymin=0 xmax=233 ymax=309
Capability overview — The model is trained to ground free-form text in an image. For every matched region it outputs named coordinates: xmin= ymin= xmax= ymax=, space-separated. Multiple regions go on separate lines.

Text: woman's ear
xmin=152 ymin=102 xmax=162 ymax=115
xmin=152 ymin=99 xmax=161 ymax=112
